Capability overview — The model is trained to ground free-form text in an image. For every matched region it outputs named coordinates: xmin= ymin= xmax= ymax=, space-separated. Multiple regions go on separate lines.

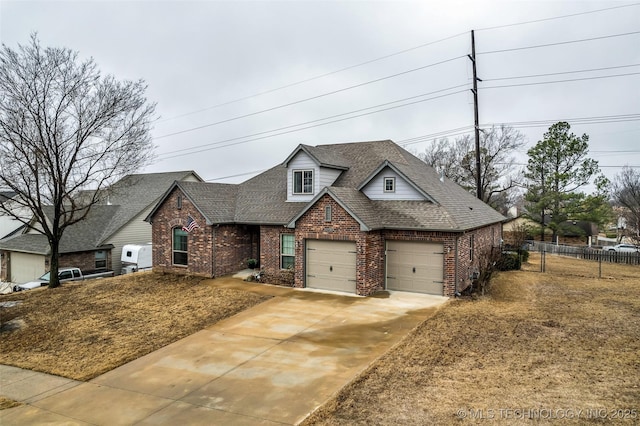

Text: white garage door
xmin=306 ymin=240 xmax=357 ymax=293
xmin=386 ymin=241 xmax=444 ymax=295
xmin=11 ymin=252 xmax=46 ymax=284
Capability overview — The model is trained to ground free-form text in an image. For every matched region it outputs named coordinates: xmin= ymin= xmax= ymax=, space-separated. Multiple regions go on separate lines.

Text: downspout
xmin=454 ymin=234 xmax=460 ymax=297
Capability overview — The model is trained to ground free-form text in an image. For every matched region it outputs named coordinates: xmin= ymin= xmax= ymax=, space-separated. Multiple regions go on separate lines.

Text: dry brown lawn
xmin=0 ymin=272 xmax=269 ymax=381
xmin=305 ymin=253 xmax=640 ymax=425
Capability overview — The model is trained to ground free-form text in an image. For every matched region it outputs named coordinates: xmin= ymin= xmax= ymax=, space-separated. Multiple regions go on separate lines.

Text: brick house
xmin=147 ymin=140 xmax=506 ymax=297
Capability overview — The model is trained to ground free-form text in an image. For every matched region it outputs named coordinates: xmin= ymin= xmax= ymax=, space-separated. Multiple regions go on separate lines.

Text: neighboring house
xmin=147 ymin=140 xmax=506 ymax=297
xmin=0 ymin=191 xmax=31 ymax=239
xmin=0 ymin=171 xmax=201 ymax=284
xmin=0 ymin=205 xmax=118 ymax=284
xmin=503 ymin=215 xmax=598 ymax=246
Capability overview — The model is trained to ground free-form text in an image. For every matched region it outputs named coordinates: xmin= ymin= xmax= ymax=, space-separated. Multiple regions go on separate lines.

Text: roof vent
xmin=439 ymin=170 xmax=444 ymax=183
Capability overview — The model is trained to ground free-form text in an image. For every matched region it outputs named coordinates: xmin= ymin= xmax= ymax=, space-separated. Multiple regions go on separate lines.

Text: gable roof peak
xmin=283 ymin=144 xmax=349 ymax=170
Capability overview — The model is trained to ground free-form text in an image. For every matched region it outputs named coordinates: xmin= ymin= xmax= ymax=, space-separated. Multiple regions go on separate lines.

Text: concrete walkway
xmin=1 ymin=279 xmax=447 ymax=425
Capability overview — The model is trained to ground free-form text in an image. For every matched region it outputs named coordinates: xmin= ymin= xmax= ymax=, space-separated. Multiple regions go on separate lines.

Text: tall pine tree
xmin=524 ymin=122 xmax=601 ymax=243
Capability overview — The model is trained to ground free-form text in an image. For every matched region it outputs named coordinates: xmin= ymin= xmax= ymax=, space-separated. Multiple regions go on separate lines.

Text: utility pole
xmin=469 ymin=30 xmax=482 ymax=200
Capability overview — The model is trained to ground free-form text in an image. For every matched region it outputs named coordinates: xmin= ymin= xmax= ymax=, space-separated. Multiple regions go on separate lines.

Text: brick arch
xmin=169 ymin=218 xmax=184 ymax=228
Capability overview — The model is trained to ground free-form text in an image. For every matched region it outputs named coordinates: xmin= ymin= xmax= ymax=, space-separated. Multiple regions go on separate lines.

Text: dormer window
xmin=293 ymin=170 xmax=314 ymax=194
xmin=384 ymin=177 xmax=395 ymax=193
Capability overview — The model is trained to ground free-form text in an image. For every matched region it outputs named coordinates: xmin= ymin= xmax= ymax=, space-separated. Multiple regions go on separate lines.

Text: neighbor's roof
xmin=0 ymin=233 xmax=50 ymax=255
xmin=0 ymin=205 xmax=119 ymax=255
xmin=0 ymin=191 xmax=16 ymax=205
xmin=98 ymin=171 xmax=201 ymax=242
xmin=148 ymin=140 xmax=505 ymax=232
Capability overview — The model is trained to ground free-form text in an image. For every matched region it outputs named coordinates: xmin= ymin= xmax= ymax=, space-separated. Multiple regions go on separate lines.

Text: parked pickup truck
xmin=13 ymin=268 xmax=114 ymax=292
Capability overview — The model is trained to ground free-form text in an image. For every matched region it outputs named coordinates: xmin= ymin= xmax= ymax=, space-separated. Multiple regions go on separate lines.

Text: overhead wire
xmin=156 ymin=88 xmax=470 ymax=161
xmin=482 ymin=64 xmax=640 ymax=82
xmin=151 ymin=7 xmax=639 ymax=169
xmin=154 ymin=55 xmax=467 ymax=140
xmin=396 ymin=114 xmax=640 ymax=147
xmin=475 ymin=2 xmax=640 ymax=31
xmin=155 ymin=32 xmax=468 ymax=123
xmin=156 ymin=83 xmax=470 ymax=158
xmin=481 ymin=72 xmax=640 ymax=90
xmin=155 ymin=4 xmax=640 ymax=125
xmin=478 ymin=31 xmax=640 ymax=55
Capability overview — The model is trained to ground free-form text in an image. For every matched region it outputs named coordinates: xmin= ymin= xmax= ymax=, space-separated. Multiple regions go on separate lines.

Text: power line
xmin=155 ymin=32 xmax=468 ymax=124
xmin=154 ymin=89 xmax=470 ymax=162
xmin=156 ymin=83 xmax=470 ymax=158
xmin=478 ymin=31 xmax=640 ymax=55
xmin=155 ymin=5 xmax=639 ymax=125
xmin=476 ymin=3 xmax=640 ymax=32
xmin=154 ymin=55 xmax=467 ymax=140
xmin=481 ymin=72 xmax=640 ymax=90
xmin=396 ymin=114 xmax=640 ymax=147
xmin=205 ymin=169 xmax=268 ymax=182
xmin=154 ymin=33 xmax=639 ymax=142
xmin=483 ymin=64 xmax=640 ymax=82
xmin=488 ymin=114 xmax=640 ymax=128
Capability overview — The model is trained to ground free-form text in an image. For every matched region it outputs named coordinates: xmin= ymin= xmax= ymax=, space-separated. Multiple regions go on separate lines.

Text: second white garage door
xmin=386 ymin=241 xmax=444 ymax=295
xmin=306 ymin=240 xmax=357 ymax=293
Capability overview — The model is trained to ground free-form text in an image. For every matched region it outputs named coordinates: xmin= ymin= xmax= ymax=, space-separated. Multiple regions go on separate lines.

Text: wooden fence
xmin=529 ymin=241 xmax=640 ymax=266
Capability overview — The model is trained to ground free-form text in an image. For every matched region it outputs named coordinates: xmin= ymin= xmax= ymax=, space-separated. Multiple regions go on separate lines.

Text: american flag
xmin=182 ymin=215 xmax=199 ymax=232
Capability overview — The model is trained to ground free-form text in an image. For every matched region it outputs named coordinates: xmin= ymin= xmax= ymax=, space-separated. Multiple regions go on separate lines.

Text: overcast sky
xmin=1 ymin=1 xmax=639 ymax=191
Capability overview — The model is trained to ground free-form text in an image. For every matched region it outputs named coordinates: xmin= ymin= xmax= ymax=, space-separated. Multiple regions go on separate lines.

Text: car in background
xmin=604 ymin=244 xmax=639 ymax=253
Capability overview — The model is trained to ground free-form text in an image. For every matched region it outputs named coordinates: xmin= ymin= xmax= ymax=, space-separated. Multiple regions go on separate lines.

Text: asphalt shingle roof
xmin=178 ymin=181 xmax=238 ymax=224
xmin=0 ymin=205 xmax=119 ymax=255
xmin=152 ymin=140 xmax=505 ymax=232
xmin=299 ymin=145 xmax=350 ymax=170
xmin=0 ymin=233 xmax=50 ymax=255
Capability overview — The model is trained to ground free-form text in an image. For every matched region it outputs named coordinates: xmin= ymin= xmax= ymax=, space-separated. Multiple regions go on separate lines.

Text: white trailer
xmin=121 ymin=244 xmax=152 ymax=274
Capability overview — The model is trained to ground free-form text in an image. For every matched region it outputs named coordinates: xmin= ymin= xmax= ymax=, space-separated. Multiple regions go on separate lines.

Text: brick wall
xmin=59 ymin=249 xmax=112 ymax=273
xmin=260 ymin=225 xmax=295 ymax=285
xmin=455 ymin=223 xmax=503 ymax=293
xmin=151 ymin=187 xmax=214 ymax=278
xmin=213 ymin=224 xmax=257 ymax=277
xmin=150 ymin=187 xmax=258 ymax=278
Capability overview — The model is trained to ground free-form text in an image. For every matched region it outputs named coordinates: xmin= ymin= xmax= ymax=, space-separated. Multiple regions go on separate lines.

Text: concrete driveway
xmin=1 ymin=278 xmax=447 ymax=425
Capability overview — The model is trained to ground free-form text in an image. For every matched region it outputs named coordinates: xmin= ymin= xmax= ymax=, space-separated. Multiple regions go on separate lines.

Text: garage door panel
xmin=11 ymin=252 xmax=46 ymax=284
xmin=306 ymin=240 xmax=356 ymax=293
xmin=386 ymin=241 xmax=444 ymax=295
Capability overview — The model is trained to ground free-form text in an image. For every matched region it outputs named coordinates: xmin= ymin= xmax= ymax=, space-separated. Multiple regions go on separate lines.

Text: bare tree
xmin=420 ymin=125 xmax=525 ymax=212
xmin=612 ymin=166 xmax=640 ymax=245
xmin=0 ymin=35 xmax=155 ymax=288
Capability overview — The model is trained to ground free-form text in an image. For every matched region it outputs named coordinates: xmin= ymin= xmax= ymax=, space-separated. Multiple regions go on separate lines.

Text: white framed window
xmin=293 ymin=170 xmax=314 ymax=194
xmin=173 ymin=227 xmax=188 ymax=266
xmin=384 ymin=177 xmax=395 ymax=193
xmin=281 ymin=234 xmax=295 ymax=269
xmin=95 ymin=250 xmax=107 ymax=269
xmin=325 ymin=205 xmax=332 ymax=222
